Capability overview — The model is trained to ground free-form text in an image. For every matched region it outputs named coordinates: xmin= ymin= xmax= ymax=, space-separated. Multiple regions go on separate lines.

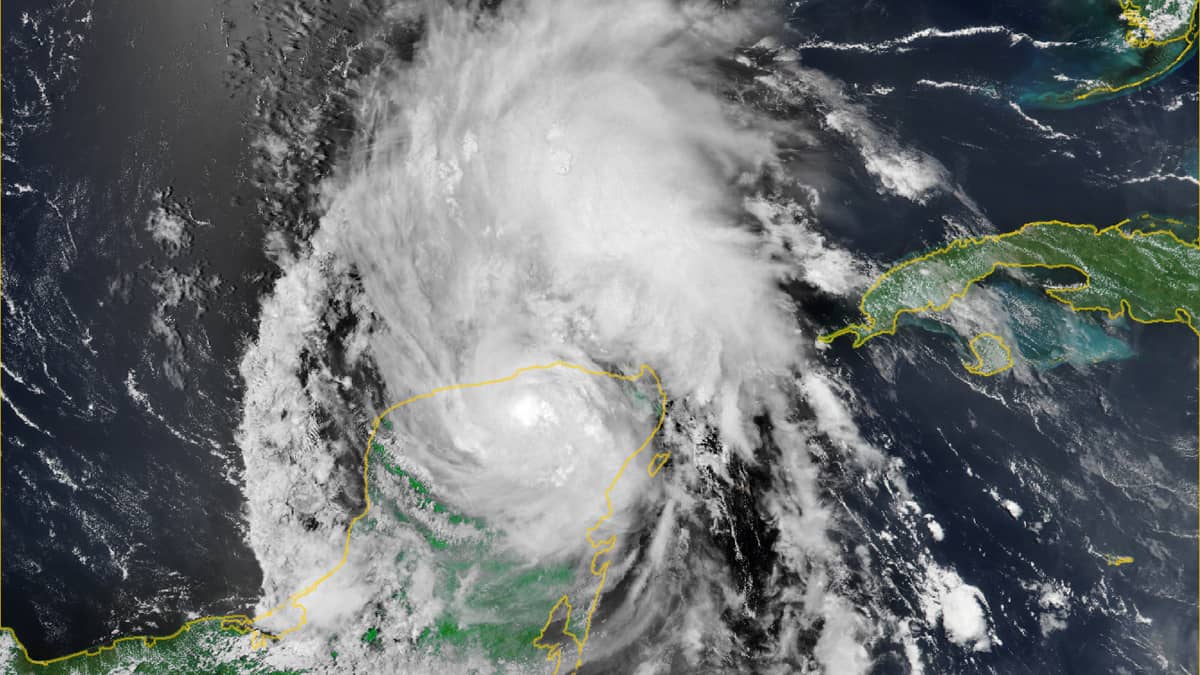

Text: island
xmin=962 ymin=333 xmax=1015 ymax=377
xmin=1026 ymin=0 xmax=1199 ymax=108
xmin=820 ymin=218 xmax=1200 ymax=371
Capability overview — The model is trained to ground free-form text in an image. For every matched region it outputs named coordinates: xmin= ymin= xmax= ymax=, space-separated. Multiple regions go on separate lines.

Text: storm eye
xmin=509 ymin=392 xmax=556 ymax=428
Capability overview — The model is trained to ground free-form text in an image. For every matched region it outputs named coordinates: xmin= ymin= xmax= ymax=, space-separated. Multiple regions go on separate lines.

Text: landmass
xmin=2 ymin=363 xmax=668 ymax=674
xmin=1026 ymin=0 xmax=1199 ymax=108
xmin=962 ymin=333 xmax=1014 ymax=376
xmin=820 ymin=217 xmax=1200 ymax=372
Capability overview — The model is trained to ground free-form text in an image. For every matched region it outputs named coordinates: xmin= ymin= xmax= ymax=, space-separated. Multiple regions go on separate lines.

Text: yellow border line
xmin=1 ymin=361 xmax=669 ymax=669
xmin=819 ymin=219 xmax=1200 ymax=350
xmin=1 ymin=0 xmax=1197 ymax=666
xmin=247 ymin=361 xmax=668 ymax=651
xmin=531 ymin=365 xmax=669 ymax=675
xmin=824 ymin=211 xmax=1200 ymax=662
xmin=1074 ymin=0 xmax=1199 ymax=101
xmin=962 ymin=332 xmax=1014 ymax=377
xmin=1 ymin=617 xmax=254 ymax=666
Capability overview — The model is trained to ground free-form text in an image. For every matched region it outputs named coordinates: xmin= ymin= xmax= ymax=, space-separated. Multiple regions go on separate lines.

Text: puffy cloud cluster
xmin=238 ymin=0 xmax=886 ymax=671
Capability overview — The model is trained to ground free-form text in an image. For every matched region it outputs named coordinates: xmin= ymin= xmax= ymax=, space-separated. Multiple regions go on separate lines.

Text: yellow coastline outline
xmin=822 ymin=209 xmax=1200 ymax=655
xmin=1105 ymin=555 xmax=1136 ymax=566
xmin=0 ymin=361 xmax=670 ymax=669
xmin=1073 ymin=0 xmax=1199 ymax=101
xmin=962 ymin=332 xmax=1014 ymax=377
xmin=819 ymin=219 xmax=1200 ymax=355
xmin=2 ymin=5 xmax=1199 ymax=669
xmin=531 ymin=364 xmax=670 ymax=675
xmin=0 ymin=618 xmax=255 ymax=668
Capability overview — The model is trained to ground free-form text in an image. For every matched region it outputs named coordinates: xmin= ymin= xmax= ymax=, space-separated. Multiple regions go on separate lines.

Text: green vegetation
xmin=1023 ymin=0 xmax=1198 ymax=108
xmin=822 ymin=218 xmax=1200 ymax=355
xmin=370 ymin=443 xmax=486 ymax=551
xmin=963 ymin=333 xmax=1013 ymax=376
xmin=5 ymin=432 xmax=570 ymax=673
xmin=354 ymin=438 xmax=577 ymax=664
xmin=4 ymin=368 xmax=660 ymax=673
xmin=3 ymin=622 xmax=278 ymax=675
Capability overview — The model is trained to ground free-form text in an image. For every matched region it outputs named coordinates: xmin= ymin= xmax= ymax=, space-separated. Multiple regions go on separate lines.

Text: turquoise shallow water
xmin=903 ymin=277 xmax=1134 ymax=372
xmin=792 ymin=0 xmax=1197 ymax=669
xmin=1009 ymin=0 xmax=1198 ymax=109
xmin=999 ymin=280 xmax=1135 ymax=369
xmin=1017 ymin=44 xmax=1197 ymax=110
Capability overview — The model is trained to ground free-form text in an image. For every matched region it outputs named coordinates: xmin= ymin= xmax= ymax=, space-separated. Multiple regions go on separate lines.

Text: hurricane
xmin=6 ymin=0 xmax=1195 ymax=670
xmin=237 ymin=0 xmax=878 ymax=671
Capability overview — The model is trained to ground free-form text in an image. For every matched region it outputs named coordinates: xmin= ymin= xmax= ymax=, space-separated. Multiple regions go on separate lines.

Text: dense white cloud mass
xmin=329 ymin=0 xmax=800 ymax=436
xmin=237 ymin=0 xmax=889 ymax=671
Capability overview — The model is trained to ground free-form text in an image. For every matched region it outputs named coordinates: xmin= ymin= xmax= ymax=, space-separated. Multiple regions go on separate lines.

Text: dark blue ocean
xmin=1 ymin=0 xmax=269 ymax=658
xmin=789 ymin=0 xmax=1198 ymax=670
xmin=2 ymin=0 xmax=1196 ymax=670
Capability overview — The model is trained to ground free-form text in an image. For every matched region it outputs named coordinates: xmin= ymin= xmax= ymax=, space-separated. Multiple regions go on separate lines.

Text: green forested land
xmin=822 ymin=219 xmax=1200 ymax=348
